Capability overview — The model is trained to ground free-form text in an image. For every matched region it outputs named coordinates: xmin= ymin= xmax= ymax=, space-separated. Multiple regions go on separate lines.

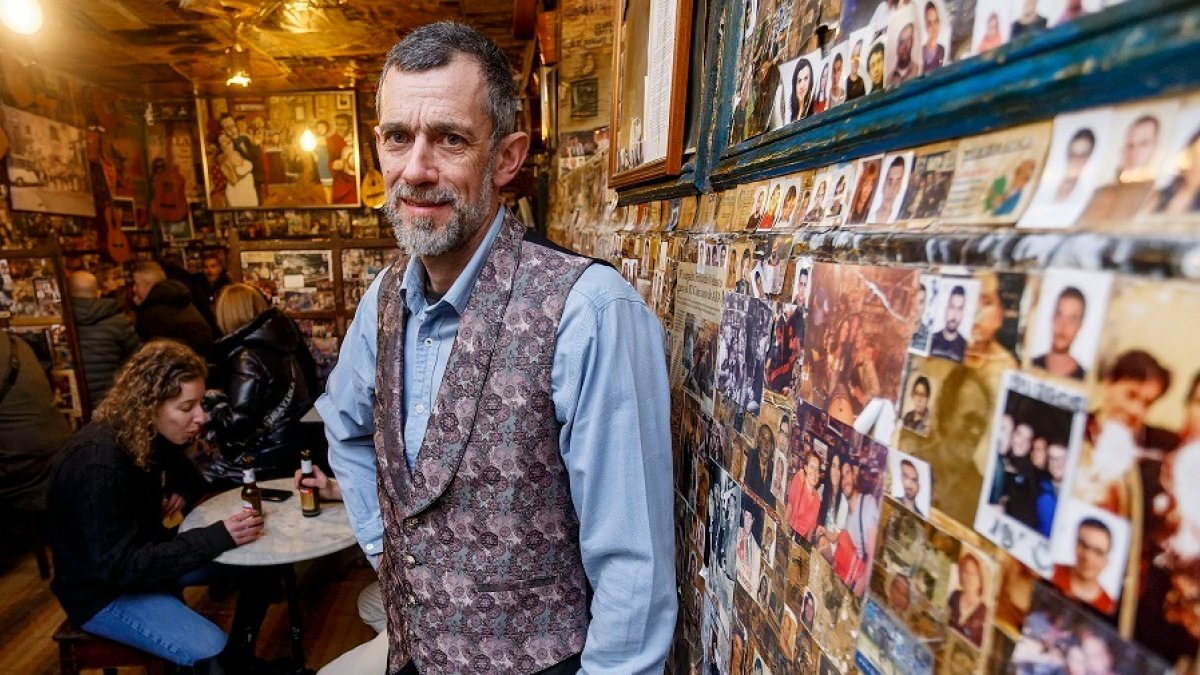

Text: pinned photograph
xmin=1048 ymin=498 xmax=1131 ymax=617
xmin=975 ymin=371 xmax=1087 ymax=576
xmin=826 ymin=42 xmax=851 ymax=109
xmin=1139 ymin=94 xmax=1200 ymax=225
xmin=775 ymin=179 xmax=805 ymax=230
xmin=944 ymin=544 xmax=997 ymax=649
xmin=928 ymin=276 xmax=980 ymax=364
xmin=844 ymin=28 xmax=874 ymax=101
xmin=855 ymin=597 xmax=935 ymax=675
xmin=869 ymin=152 xmax=914 ymax=224
xmin=941 ymin=123 xmax=1051 ymax=225
xmin=716 ymin=291 xmax=774 ymax=415
xmin=1075 ymin=99 xmax=1180 ymax=228
xmin=707 ymin=464 xmax=743 ymax=614
xmin=971 ymin=0 xmax=1011 ymax=54
xmin=847 ymin=155 xmax=885 ymax=225
xmin=744 ymin=397 xmax=792 ymax=509
xmin=874 ymin=499 xmax=958 ymax=612
xmin=755 ymin=236 xmax=790 ymax=295
xmin=897 ymin=142 xmax=958 ymax=222
xmin=1024 ymin=268 xmax=1113 ymax=382
xmin=965 ymin=271 xmax=1030 ymax=377
xmin=822 ymin=162 xmax=858 ymax=227
xmin=1011 ymin=584 xmax=1169 ymax=675
xmin=888 ymin=449 xmax=933 ymax=518
xmin=778 ymin=50 xmax=823 ymax=125
xmin=884 ymin=4 xmax=922 ymax=88
xmin=764 ymin=300 xmax=805 ymax=396
xmin=918 ymin=0 xmax=952 ymax=74
xmin=757 ymin=181 xmax=786 ymax=230
xmin=909 ymin=274 xmax=937 ymax=356
xmin=1018 ymin=108 xmax=1115 ymax=229
xmin=867 ymin=35 xmax=888 ymax=93
xmin=744 ymin=184 xmax=771 ymax=231
xmin=899 ymin=374 xmax=935 ymax=439
xmin=1046 ymin=0 xmax=1103 ymax=28
xmin=735 ymin=491 xmax=765 ymax=593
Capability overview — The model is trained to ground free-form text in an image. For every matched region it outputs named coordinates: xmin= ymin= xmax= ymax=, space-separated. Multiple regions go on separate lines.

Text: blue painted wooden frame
xmin=616 ymin=0 xmax=1200 ymax=202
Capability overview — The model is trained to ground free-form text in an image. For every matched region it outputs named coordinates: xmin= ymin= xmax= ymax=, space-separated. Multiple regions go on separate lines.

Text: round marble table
xmin=182 ymin=477 xmax=357 ymax=671
xmin=182 ymin=477 xmax=356 ymax=565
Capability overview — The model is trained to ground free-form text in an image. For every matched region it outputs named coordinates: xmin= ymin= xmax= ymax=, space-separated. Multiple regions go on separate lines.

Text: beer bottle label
xmin=301 ymin=459 xmax=313 ymax=473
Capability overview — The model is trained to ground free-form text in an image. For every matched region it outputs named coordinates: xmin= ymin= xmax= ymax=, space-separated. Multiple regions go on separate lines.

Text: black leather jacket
xmin=208 ymin=308 xmax=319 ymax=478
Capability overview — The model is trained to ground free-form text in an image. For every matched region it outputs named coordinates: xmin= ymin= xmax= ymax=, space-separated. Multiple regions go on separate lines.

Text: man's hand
xmin=223 ymin=509 xmax=264 ymax=546
xmin=294 ymin=464 xmax=342 ymax=502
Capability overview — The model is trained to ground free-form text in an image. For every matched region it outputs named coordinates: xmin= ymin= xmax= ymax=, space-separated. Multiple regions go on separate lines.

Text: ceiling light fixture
xmin=225 ymin=42 xmax=251 ymax=87
xmin=1 ymin=0 xmax=44 ymax=35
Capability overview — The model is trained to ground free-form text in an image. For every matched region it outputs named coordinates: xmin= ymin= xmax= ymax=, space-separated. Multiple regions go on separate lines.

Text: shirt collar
xmin=400 ymin=206 xmax=507 ymax=316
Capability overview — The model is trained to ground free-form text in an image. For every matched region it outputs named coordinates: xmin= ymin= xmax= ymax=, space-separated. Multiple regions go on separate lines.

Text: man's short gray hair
xmin=377 ymin=22 xmax=518 ymax=146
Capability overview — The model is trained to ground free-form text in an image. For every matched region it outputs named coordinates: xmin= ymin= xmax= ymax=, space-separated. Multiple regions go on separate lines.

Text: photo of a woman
xmin=947 ymin=551 xmax=990 ymax=647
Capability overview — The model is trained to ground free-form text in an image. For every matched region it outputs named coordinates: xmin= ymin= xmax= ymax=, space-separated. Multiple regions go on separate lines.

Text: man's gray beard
xmin=385 ymin=161 xmax=494 ymax=257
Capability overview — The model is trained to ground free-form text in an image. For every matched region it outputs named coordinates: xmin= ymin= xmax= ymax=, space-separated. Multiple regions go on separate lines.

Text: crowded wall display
xmin=549 ymin=0 xmax=1200 ymax=672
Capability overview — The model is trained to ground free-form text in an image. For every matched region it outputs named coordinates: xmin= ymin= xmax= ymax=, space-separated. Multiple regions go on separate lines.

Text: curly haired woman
xmin=47 ymin=341 xmax=266 ymax=672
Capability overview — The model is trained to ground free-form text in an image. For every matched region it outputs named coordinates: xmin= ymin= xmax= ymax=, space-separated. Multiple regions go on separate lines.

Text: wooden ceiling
xmin=5 ymin=0 xmax=535 ymax=99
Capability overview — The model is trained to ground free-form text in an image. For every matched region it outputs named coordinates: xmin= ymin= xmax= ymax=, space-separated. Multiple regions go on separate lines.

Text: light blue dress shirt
xmin=315 ymin=209 xmax=677 ymax=673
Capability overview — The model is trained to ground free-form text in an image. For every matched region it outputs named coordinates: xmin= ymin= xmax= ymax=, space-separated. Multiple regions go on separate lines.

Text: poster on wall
xmin=197 ymin=91 xmax=360 ymax=210
xmin=1 ymin=105 xmax=96 ymax=217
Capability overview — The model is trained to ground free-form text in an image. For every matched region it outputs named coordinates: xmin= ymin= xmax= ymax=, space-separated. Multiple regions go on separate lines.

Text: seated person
xmin=47 ymin=341 xmax=268 ymax=672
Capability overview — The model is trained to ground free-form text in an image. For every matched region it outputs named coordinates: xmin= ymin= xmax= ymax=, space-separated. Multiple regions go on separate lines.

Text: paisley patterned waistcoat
xmin=374 ymin=214 xmax=593 ymax=674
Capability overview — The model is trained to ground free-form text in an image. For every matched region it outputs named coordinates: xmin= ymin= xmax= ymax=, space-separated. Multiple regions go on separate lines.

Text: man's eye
xmin=386 ymin=132 xmax=409 ymax=144
xmin=444 ymin=135 xmax=464 ymax=147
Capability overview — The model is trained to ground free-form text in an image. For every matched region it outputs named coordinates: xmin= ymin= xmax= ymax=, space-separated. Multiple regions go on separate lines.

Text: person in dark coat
xmin=207 ymin=283 xmax=319 ymax=482
xmin=0 ymin=331 xmax=70 ymax=512
xmin=68 ymin=271 xmax=140 ymax=407
xmin=132 ymin=262 xmax=215 ymax=363
xmin=47 ymin=341 xmax=266 ymax=672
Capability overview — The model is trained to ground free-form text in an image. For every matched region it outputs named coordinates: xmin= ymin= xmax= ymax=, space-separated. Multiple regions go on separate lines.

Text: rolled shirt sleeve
xmin=553 ymin=264 xmax=677 ymax=674
xmin=315 ymin=270 xmax=386 ymax=566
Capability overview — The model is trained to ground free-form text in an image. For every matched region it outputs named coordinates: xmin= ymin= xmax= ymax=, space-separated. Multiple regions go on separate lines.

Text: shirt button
xmin=365 ymin=543 xmax=375 ymax=551
xmin=415 ymin=403 xmax=426 ymax=413
xmin=424 ymin=337 xmax=433 ymax=347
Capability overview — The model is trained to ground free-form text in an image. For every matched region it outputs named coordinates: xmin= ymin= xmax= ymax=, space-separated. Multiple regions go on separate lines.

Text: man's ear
xmin=491 ymin=131 xmax=530 ymax=188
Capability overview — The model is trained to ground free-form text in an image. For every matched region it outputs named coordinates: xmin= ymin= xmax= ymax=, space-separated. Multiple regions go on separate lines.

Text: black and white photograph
xmin=716 ymin=291 xmax=773 ymax=415
xmin=909 ymin=274 xmax=937 ymax=356
xmin=2 ymin=105 xmax=95 ymax=217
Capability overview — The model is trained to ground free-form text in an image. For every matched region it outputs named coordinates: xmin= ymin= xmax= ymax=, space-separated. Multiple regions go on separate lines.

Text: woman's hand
xmin=162 ymin=493 xmax=184 ymax=520
xmin=223 ymin=509 xmax=264 ymax=546
xmin=294 ymin=464 xmax=342 ymax=501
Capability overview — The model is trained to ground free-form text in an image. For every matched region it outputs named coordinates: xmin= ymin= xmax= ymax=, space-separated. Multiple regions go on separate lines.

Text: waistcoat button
xmin=404 ymin=554 xmax=417 ymax=568
xmin=404 ymin=517 xmax=419 ymax=530
xmin=407 ymin=594 xmax=418 ymax=606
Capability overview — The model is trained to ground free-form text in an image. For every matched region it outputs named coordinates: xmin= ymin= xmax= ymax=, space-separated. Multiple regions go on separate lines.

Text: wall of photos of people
xmin=549 ymin=56 xmax=1200 ymax=673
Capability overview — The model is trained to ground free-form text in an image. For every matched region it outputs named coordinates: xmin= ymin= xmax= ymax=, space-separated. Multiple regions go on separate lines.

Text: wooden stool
xmin=53 ymin=619 xmax=166 ymax=675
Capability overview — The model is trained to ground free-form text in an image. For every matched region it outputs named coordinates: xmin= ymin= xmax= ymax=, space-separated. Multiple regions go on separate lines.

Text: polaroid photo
xmin=1139 ymin=93 xmax=1200 ymax=227
xmin=846 ymin=154 xmax=884 ymax=225
xmin=1018 ymin=107 xmax=1116 ymax=229
xmin=1047 ymin=498 xmax=1131 ymax=617
xmin=888 ymin=449 xmax=933 ymax=518
xmin=897 ymin=141 xmax=958 ymax=223
xmin=943 ymin=542 xmax=998 ymax=649
xmin=918 ymin=0 xmax=952 ymax=74
xmin=869 ymin=151 xmax=915 ymax=224
xmin=1024 ymin=268 xmax=1113 ymax=383
xmin=855 ymin=597 xmax=935 ymax=675
xmin=1074 ymin=98 xmax=1181 ymax=229
xmin=975 ymin=371 xmax=1087 ymax=576
xmin=884 ymin=3 xmax=923 ymax=89
xmin=909 ymin=274 xmax=937 ymax=355
xmin=927 ymin=276 xmax=981 ymax=364
xmin=971 ymin=0 xmax=1011 ymax=55
xmin=1011 ymin=583 xmax=1170 ymax=674
xmin=822 ymin=161 xmax=858 ymax=227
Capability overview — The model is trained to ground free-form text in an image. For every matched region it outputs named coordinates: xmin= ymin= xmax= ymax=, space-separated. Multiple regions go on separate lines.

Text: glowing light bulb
xmin=1 ymin=0 xmax=44 ymax=35
xmin=299 ymin=129 xmax=317 ymax=152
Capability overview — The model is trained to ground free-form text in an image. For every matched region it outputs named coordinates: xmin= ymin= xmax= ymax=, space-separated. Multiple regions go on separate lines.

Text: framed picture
xmin=197 ymin=91 xmax=360 ymax=210
xmin=608 ymin=0 xmax=694 ymax=188
xmin=2 ymin=105 xmax=96 ymax=217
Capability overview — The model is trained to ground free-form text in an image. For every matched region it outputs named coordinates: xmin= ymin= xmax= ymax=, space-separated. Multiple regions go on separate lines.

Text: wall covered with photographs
xmin=549 ymin=0 xmax=1200 ymax=673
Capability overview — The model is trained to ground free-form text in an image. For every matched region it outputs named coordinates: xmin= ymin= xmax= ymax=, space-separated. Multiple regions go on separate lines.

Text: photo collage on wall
xmin=553 ymin=80 xmax=1198 ymax=675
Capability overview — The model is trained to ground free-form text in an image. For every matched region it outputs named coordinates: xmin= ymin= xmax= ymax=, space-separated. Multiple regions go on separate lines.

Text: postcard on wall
xmin=940 ymin=122 xmax=1052 ymax=225
xmin=974 ymin=371 xmax=1087 ymax=577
